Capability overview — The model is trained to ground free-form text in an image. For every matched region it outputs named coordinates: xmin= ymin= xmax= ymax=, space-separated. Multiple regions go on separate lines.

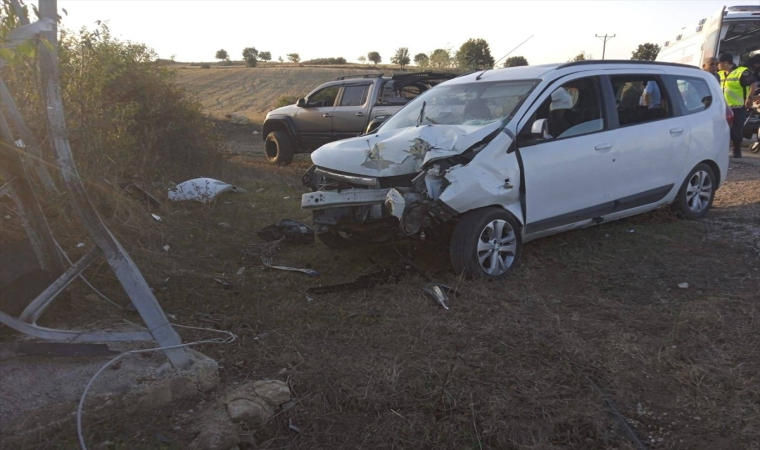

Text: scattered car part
xmin=168 ymin=178 xmax=246 ymax=203
xmin=422 ymin=283 xmax=457 ymax=310
xmin=261 ymin=258 xmax=319 ymax=277
xmin=257 ymin=220 xmax=315 ymax=244
xmin=213 ymin=278 xmax=232 ymax=289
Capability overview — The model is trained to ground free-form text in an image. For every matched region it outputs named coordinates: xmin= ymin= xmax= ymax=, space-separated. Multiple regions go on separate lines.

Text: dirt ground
xmin=8 ymin=123 xmax=760 ymax=450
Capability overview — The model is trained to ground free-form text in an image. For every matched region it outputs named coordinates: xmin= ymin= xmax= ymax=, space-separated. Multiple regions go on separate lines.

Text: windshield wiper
xmin=417 ymin=101 xmax=426 ymax=127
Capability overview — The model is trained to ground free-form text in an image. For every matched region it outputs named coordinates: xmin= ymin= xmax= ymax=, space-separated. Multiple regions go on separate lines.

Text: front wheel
xmin=450 ymin=208 xmax=522 ymax=279
xmin=264 ymin=131 xmax=294 ymax=166
xmin=673 ymin=163 xmax=716 ymax=219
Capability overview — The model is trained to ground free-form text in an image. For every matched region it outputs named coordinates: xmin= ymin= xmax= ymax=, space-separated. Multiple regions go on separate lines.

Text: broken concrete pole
xmin=190 ymin=380 xmax=291 ymax=450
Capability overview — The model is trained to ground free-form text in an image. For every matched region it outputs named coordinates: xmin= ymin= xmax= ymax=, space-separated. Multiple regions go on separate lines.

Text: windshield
xmin=378 ymin=80 xmax=537 ymax=131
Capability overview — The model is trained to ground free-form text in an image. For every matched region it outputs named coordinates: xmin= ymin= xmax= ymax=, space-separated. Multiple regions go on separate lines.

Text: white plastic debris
xmin=678 ymin=282 xmax=689 ymax=289
xmin=262 ymin=258 xmax=319 ymax=277
xmin=235 ymin=267 xmax=245 ymax=276
xmin=151 ymin=213 xmax=162 ymax=222
xmin=76 ymin=242 xmax=85 ymax=248
xmin=168 ymin=178 xmax=246 ymax=203
xmin=252 ymin=130 xmax=260 ymax=135
xmin=627 ymin=229 xmax=635 ymax=233
xmin=162 ymin=245 xmax=170 ymax=252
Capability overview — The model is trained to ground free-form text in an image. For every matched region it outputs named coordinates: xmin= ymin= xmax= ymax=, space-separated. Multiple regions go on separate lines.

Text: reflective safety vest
xmin=719 ymin=66 xmax=749 ymax=108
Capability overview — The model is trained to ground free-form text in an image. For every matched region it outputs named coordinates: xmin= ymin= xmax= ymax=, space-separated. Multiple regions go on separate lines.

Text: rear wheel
xmin=450 ymin=208 xmax=522 ymax=279
xmin=264 ymin=131 xmax=294 ymax=165
xmin=673 ymin=163 xmax=716 ymax=219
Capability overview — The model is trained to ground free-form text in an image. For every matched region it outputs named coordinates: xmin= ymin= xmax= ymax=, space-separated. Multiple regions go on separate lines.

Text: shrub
xmin=2 ymin=22 xmax=225 ymax=184
xmin=301 ymin=57 xmax=347 ymax=65
xmin=200 ymin=63 xmax=211 ymax=69
xmin=275 ymin=95 xmax=300 ymax=108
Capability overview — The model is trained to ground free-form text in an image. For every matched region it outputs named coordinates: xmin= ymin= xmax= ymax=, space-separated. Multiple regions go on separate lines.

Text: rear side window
xmin=610 ymin=76 xmax=672 ymax=126
xmin=339 ymin=85 xmax=370 ymax=107
xmin=673 ymin=77 xmax=712 ymax=114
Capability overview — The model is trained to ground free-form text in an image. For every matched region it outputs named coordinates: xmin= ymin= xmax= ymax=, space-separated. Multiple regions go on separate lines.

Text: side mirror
xmin=531 ymin=118 xmax=548 ymax=136
xmin=296 ymin=98 xmax=306 ymax=107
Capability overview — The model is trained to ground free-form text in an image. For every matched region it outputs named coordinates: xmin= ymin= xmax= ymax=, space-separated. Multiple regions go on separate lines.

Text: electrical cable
xmin=76 ymin=324 xmax=237 ymax=450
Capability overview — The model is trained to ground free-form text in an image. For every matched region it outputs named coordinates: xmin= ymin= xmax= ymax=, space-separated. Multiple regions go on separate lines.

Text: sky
xmin=56 ymin=1 xmax=752 ymax=65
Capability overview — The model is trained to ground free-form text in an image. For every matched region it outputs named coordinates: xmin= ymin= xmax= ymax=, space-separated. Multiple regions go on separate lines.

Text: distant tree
xmin=278 ymin=56 xmax=283 ymax=62
xmin=631 ymin=43 xmax=661 ymax=61
xmin=455 ymin=38 xmax=494 ymax=70
xmin=358 ymin=55 xmax=367 ymax=63
xmin=429 ymin=49 xmax=451 ymax=69
xmin=242 ymin=47 xmax=259 ymax=67
xmin=367 ymin=51 xmax=382 ymax=65
xmin=391 ymin=47 xmax=411 ymax=70
xmin=215 ymin=49 xmax=228 ymax=61
xmin=569 ymin=51 xmax=592 ymax=62
xmin=504 ymin=56 xmax=528 ymax=67
xmin=287 ymin=53 xmax=300 ymax=64
xmin=259 ymin=51 xmax=272 ymax=62
xmin=414 ymin=53 xmax=429 ymax=67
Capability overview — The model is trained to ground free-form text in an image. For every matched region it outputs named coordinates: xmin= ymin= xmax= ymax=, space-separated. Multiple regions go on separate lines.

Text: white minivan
xmin=301 ymin=61 xmax=730 ymax=279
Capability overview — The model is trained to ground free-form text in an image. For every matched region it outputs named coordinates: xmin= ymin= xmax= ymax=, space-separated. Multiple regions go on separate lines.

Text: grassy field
xmin=19 ymin=117 xmax=759 ymax=449
xmin=174 ymin=64 xmax=395 ymax=123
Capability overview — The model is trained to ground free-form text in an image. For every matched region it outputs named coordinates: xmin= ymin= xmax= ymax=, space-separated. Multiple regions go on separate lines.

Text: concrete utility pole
xmin=595 ymin=34 xmax=616 ymax=60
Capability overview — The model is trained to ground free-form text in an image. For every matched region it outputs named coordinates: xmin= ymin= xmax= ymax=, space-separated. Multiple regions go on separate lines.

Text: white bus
xmin=657 ymin=5 xmax=760 ymax=67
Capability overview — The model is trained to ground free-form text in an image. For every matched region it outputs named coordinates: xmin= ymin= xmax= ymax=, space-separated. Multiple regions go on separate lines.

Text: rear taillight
xmin=725 ymin=104 xmax=734 ymax=127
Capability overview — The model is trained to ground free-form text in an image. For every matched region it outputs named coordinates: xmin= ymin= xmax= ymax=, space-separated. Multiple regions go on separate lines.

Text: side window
xmin=610 ymin=76 xmax=672 ymax=126
xmin=307 ymin=86 xmax=339 ymax=107
xmin=519 ymin=76 xmax=604 ymax=145
xmin=339 ymin=85 xmax=370 ymax=107
xmin=673 ymin=77 xmax=712 ymax=114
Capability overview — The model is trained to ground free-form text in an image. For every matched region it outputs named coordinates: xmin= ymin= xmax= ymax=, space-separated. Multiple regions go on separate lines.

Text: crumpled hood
xmin=310 ymin=121 xmax=504 ymax=177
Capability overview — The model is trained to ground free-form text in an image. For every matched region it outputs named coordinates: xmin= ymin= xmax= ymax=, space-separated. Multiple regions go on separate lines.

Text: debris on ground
xmin=306 ymin=263 xmax=408 ymax=294
xmin=151 ymin=214 xmax=162 ymax=222
xmin=168 ymin=178 xmax=246 ymax=203
xmin=189 ymin=380 xmax=291 ymax=450
xmin=678 ymin=282 xmax=689 ymax=289
xmin=422 ymin=283 xmax=458 ymax=310
xmin=213 ymin=278 xmax=232 ymax=289
xmin=235 ymin=267 xmax=245 ymax=277
xmin=257 ymin=220 xmax=315 ymax=244
xmin=217 ymin=222 xmax=232 ymax=228
xmin=117 ymin=181 xmax=162 ymax=208
xmin=225 ymin=113 xmax=251 ymax=125
xmin=162 ymin=245 xmax=170 ymax=252
xmin=262 ymin=258 xmax=319 ymax=277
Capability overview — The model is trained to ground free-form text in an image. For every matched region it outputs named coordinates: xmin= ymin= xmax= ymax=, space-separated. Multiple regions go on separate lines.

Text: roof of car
xmin=447 ymin=60 xmax=705 ymax=84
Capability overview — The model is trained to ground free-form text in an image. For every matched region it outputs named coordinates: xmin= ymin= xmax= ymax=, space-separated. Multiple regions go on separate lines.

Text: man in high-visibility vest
xmin=718 ymin=53 xmax=757 ymax=158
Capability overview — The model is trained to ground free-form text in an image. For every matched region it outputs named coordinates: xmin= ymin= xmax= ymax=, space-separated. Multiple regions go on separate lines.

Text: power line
xmin=595 ymin=34 xmax=616 ymax=60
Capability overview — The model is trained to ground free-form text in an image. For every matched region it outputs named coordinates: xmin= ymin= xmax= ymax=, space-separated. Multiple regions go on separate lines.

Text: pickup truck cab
xmin=262 ymin=73 xmax=454 ymax=165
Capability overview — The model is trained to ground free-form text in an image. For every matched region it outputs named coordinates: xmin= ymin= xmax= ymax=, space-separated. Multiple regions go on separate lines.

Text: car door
xmin=516 ymin=75 xmax=620 ymax=235
xmin=605 ymin=73 xmax=690 ymax=203
xmin=296 ymin=85 xmax=339 ymax=150
xmin=332 ymin=83 xmax=372 ymax=141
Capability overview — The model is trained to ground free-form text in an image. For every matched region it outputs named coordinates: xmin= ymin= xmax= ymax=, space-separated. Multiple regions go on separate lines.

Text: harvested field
xmin=12 ymin=125 xmax=758 ymax=449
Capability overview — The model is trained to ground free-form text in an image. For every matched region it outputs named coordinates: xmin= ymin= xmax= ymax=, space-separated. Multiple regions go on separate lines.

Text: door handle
xmin=595 ymin=143 xmax=612 ymax=151
xmin=355 ymin=112 xmax=365 ymax=116
xmin=322 ymin=113 xmax=331 ymax=118
xmin=670 ymin=127 xmax=684 ymax=136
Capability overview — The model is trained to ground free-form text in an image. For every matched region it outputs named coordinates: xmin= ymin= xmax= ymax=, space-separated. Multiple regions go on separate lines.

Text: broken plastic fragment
xmin=678 ymin=282 xmax=689 ymax=289
xmin=262 ymin=258 xmax=319 ymax=277
xmin=151 ymin=214 xmax=162 ymax=222
xmin=422 ymin=283 xmax=456 ymax=310
xmin=162 ymin=245 xmax=170 ymax=252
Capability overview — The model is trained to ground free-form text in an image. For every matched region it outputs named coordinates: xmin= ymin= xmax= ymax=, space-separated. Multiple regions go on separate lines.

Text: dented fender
xmin=437 ymin=132 xmax=524 ymax=223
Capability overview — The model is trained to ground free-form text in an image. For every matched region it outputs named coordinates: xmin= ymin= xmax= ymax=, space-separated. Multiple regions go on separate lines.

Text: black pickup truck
xmin=261 ymin=72 xmax=455 ymax=165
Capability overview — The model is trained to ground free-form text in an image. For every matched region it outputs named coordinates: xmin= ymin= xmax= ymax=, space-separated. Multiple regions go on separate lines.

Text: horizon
xmin=56 ymin=1 xmax=752 ymax=66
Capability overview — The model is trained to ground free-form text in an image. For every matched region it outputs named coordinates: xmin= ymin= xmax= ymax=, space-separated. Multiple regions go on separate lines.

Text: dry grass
xmin=174 ymin=66 xmax=400 ymax=123
xmin=18 ymin=135 xmax=759 ymax=449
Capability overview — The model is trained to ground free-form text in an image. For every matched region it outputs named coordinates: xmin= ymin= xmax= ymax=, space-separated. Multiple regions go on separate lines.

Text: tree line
xmin=211 ymin=40 xmax=662 ymax=70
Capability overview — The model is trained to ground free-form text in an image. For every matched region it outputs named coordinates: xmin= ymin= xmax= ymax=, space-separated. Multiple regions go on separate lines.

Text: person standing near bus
xmin=702 ymin=57 xmax=719 ymax=82
xmin=718 ymin=53 xmax=757 ymax=158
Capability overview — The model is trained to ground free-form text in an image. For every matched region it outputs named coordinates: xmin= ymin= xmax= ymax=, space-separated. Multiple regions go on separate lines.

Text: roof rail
xmin=557 ymin=59 xmax=699 ymax=70
xmin=333 ymin=73 xmax=384 ymax=81
xmin=390 ymin=71 xmax=457 ymax=80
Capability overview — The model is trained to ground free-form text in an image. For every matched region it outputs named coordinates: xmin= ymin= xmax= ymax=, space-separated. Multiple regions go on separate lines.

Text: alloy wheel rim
xmin=685 ymin=170 xmax=712 ymax=213
xmin=477 ymin=219 xmax=517 ymax=276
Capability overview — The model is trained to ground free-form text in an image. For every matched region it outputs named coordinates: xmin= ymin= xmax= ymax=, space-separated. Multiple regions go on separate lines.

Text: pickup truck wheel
xmin=450 ymin=208 xmax=522 ymax=279
xmin=673 ymin=163 xmax=716 ymax=219
xmin=265 ymin=131 xmax=294 ymax=166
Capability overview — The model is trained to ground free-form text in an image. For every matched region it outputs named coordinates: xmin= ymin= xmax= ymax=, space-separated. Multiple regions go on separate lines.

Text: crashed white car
xmin=301 ymin=61 xmax=729 ymax=278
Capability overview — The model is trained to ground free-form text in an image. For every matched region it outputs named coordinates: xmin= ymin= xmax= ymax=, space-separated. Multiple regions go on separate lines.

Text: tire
xmin=673 ymin=163 xmax=716 ymax=220
xmin=450 ymin=208 xmax=522 ymax=279
xmin=264 ymin=131 xmax=294 ymax=165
